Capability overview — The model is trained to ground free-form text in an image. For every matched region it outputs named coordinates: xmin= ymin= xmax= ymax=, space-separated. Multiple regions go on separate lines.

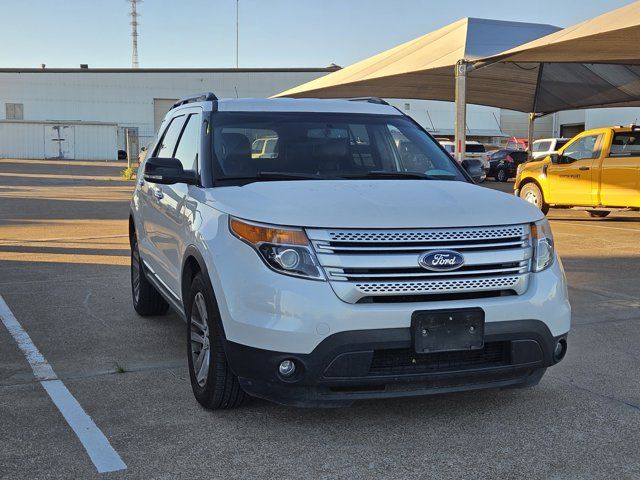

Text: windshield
xmin=211 ymin=112 xmax=466 ymax=184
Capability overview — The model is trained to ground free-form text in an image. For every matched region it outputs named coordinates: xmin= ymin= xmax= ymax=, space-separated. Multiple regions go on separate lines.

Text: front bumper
xmin=225 ymin=319 xmax=566 ymax=407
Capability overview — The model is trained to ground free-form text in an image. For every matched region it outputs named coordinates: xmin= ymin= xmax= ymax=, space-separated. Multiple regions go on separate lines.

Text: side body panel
xmin=599 ymin=129 xmax=640 ymax=207
xmin=545 ymin=129 xmax=609 ymax=206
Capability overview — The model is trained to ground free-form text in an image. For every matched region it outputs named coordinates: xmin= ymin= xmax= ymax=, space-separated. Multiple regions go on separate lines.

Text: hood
xmin=203 ymin=180 xmax=544 ymax=229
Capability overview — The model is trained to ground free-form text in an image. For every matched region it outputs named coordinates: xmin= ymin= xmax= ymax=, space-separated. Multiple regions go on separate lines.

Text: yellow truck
xmin=515 ymin=125 xmax=640 ymax=217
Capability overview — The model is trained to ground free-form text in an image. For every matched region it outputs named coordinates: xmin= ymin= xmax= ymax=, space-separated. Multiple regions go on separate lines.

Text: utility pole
xmin=236 ymin=0 xmax=239 ymax=68
xmin=130 ymin=0 xmax=140 ymax=68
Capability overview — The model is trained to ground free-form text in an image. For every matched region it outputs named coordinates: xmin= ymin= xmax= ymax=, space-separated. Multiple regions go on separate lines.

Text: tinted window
xmin=173 ymin=113 xmax=201 ymax=171
xmin=491 ymin=150 xmax=506 ymax=160
xmin=510 ymin=151 xmax=528 ymax=163
xmin=563 ymin=135 xmax=601 ymax=161
xmin=211 ymin=112 xmax=465 ymax=183
xmin=556 ymin=140 xmax=569 ymax=150
xmin=533 ymin=141 xmax=552 ymax=152
xmin=610 ymin=132 xmax=640 ymax=157
xmin=466 ymin=144 xmax=486 ymax=153
xmin=155 ymin=115 xmax=185 ymax=158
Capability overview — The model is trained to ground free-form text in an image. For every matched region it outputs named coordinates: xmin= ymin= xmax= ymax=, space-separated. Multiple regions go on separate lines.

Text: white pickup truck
xmin=129 ymin=94 xmax=570 ymax=408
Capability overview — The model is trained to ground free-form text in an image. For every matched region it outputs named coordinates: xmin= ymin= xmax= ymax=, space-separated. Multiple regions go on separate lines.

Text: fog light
xmin=554 ymin=339 xmax=567 ymax=361
xmin=278 ymin=359 xmax=296 ymax=377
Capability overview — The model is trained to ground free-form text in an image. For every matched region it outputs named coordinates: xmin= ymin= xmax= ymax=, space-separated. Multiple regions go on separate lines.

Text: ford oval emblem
xmin=419 ymin=250 xmax=465 ymax=272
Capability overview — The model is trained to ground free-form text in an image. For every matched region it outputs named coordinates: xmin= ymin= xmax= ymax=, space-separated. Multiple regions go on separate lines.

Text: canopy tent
xmin=276 ymin=1 xmax=640 ymax=160
xmin=276 ymin=17 xmax=561 ymax=112
xmin=478 ymin=1 xmax=640 ymax=114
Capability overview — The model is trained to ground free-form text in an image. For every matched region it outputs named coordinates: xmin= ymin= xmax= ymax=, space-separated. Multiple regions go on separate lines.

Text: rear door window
xmin=609 ymin=132 xmax=640 ymax=157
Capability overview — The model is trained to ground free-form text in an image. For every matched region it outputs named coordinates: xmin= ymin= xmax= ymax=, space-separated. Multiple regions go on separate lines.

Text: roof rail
xmin=347 ymin=97 xmax=390 ymax=106
xmin=172 ymin=92 xmax=218 ymax=109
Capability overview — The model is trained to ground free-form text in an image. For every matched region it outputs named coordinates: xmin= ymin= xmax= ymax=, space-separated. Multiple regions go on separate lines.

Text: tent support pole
xmin=454 ymin=60 xmax=468 ymax=163
xmin=527 ymin=112 xmax=536 ymax=160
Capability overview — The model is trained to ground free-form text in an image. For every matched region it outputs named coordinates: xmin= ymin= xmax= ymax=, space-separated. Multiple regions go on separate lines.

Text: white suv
xmin=129 ymin=94 xmax=571 ymax=409
xmin=532 ymin=138 xmax=570 ymax=160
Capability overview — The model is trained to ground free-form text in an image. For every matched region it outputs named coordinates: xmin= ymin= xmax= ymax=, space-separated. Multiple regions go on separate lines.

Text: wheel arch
xmin=128 ymin=213 xmax=136 ymax=248
xmin=181 ymin=245 xmax=229 ymax=339
xmin=518 ymin=177 xmax=544 ymax=197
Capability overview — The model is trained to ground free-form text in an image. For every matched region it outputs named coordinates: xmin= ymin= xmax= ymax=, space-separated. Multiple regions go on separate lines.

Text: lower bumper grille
xmin=369 ymin=341 xmax=511 ymax=375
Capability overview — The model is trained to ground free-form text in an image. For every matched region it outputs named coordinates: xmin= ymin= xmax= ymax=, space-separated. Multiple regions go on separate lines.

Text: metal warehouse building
xmin=1 ymin=67 xmax=639 ymax=160
xmin=0 ymin=67 xmax=339 ymax=161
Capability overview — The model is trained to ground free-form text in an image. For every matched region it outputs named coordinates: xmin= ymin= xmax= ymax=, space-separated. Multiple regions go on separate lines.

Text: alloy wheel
xmin=190 ymin=292 xmax=211 ymax=387
xmin=524 ymin=190 xmax=539 ymax=206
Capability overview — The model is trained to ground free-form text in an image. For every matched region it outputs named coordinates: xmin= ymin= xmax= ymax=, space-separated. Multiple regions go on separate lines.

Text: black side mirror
xmin=550 ymin=153 xmax=562 ymax=164
xmin=144 ymin=157 xmax=198 ymax=185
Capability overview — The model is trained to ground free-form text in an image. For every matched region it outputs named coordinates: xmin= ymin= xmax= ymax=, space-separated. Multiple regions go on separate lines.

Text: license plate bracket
xmin=412 ymin=308 xmax=485 ymax=353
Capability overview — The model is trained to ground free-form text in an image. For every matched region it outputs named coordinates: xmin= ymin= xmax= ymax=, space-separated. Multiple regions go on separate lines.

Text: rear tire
xmin=496 ymin=168 xmax=508 ymax=182
xmin=587 ymin=210 xmax=610 ymax=218
xmin=131 ymin=236 xmax=170 ymax=316
xmin=519 ymin=182 xmax=549 ymax=214
xmin=187 ymin=273 xmax=247 ymax=410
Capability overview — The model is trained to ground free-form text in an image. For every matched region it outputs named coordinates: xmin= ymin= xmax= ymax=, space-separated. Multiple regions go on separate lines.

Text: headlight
xmin=229 ymin=217 xmax=325 ymax=280
xmin=531 ymin=219 xmax=555 ymax=272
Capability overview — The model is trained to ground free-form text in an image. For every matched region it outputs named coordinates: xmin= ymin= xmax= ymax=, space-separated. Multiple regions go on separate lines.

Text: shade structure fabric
xmin=276 ymin=2 xmax=640 ymax=114
xmin=485 ymin=1 xmax=640 ymax=65
xmin=275 ymin=18 xmax=560 ymax=111
xmin=479 ymin=1 xmax=640 ymax=113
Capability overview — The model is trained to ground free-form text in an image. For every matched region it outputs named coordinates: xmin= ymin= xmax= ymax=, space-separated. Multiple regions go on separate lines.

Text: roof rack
xmin=172 ymin=92 xmax=218 ymax=109
xmin=347 ymin=97 xmax=390 ymax=106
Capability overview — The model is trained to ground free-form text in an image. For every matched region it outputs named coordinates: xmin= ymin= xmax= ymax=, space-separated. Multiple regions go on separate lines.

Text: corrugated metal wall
xmin=0 ymin=121 xmax=117 ymax=160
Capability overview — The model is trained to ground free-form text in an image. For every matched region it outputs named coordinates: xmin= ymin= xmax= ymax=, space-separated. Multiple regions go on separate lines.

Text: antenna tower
xmin=129 ymin=0 xmax=141 ymax=68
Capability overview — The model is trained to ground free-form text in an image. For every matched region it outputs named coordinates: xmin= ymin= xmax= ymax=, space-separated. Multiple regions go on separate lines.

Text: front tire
xmin=519 ymin=182 xmax=549 ymax=214
xmin=131 ymin=236 xmax=169 ymax=316
xmin=187 ymin=273 xmax=247 ymax=410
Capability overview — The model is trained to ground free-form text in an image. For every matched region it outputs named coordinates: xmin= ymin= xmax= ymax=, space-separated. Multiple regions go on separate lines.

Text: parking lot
xmin=0 ymin=158 xmax=639 ymax=479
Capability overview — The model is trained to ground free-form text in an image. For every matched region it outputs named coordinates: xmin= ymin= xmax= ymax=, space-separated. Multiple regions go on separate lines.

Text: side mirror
xmin=143 ymin=157 xmax=198 ymax=185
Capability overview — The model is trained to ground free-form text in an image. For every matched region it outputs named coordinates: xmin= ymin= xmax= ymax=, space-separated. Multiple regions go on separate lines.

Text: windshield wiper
xmin=221 ymin=172 xmax=323 ymax=182
xmin=256 ymin=172 xmax=323 ymax=180
xmin=341 ymin=171 xmax=445 ymax=180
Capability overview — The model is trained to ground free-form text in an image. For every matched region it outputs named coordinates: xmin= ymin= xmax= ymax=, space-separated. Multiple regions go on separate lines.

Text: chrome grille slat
xmin=354 ymin=276 xmax=521 ymax=295
xmin=326 ymin=265 xmax=527 ymax=280
xmin=307 ymin=225 xmax=526 ymax=243
xmin=314 ymin=239 xmax=527 ymax=253
xmin=306 ymin=224 xmax=532 ymax=303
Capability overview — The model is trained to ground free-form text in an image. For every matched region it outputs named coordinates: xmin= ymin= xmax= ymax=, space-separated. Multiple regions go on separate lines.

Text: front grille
xmin=307 ymin=225 xmax=532 ymax=303
xmin=354 ymin=276 xmax=521 ymax=295
xmin=369 ymin=342 xmax=511 ymax=375
xmin=327 ymin=226 xmax=525 ymax=243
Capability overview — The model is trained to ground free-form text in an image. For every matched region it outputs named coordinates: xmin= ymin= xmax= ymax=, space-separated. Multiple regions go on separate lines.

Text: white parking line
xmin=0 ymin=295 xmax=126 ymax=474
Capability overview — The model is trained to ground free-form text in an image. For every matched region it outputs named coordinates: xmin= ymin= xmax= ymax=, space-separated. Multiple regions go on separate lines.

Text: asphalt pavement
xmin=0 ymin=159 xmax=638 ymax=479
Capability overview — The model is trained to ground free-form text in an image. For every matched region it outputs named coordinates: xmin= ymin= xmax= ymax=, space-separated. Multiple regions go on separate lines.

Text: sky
xmin=0 ymin=0 xmax=634 ymax=69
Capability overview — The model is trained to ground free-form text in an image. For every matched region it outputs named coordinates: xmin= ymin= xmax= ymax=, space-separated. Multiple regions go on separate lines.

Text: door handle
xmin=153 ymin=189 xmax=164 ymax=200
xmin=579 ymin=166 xmax=590 ymax=171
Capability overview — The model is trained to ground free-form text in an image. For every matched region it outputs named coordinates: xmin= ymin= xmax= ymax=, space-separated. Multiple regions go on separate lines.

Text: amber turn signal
xmin=229 ymin=217 xmax=309 ymax=246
